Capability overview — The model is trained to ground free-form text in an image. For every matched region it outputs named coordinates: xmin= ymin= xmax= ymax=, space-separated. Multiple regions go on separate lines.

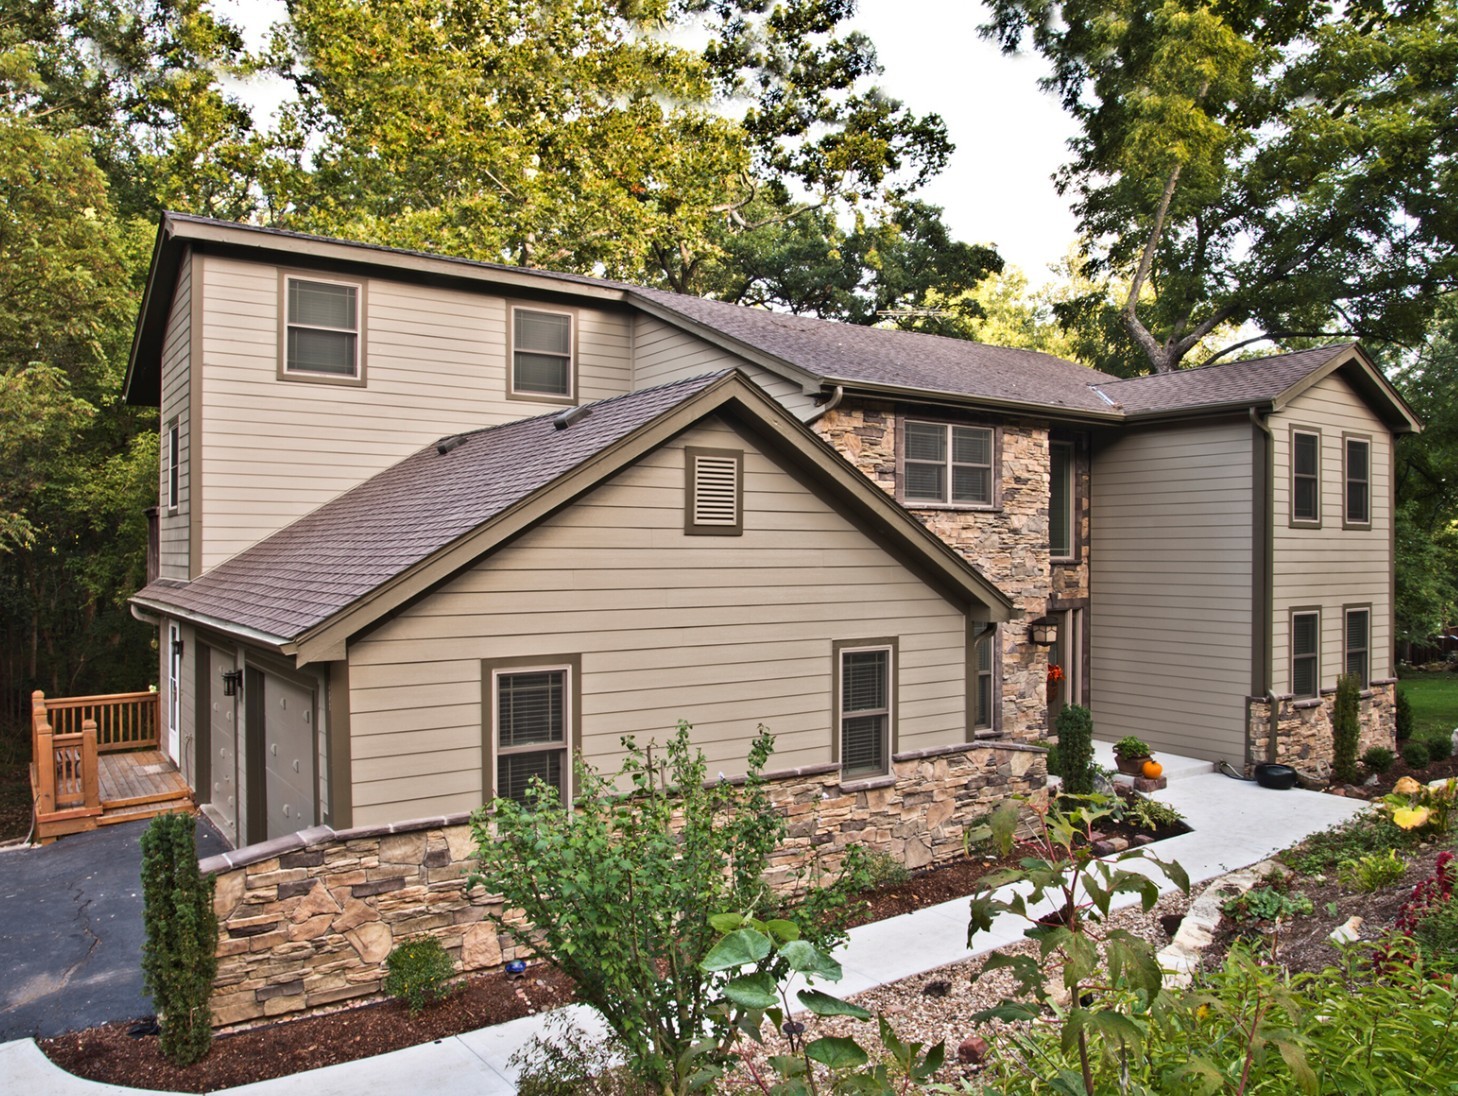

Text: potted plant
xmin=1112 ymin=735 xmax=1153 ymax=776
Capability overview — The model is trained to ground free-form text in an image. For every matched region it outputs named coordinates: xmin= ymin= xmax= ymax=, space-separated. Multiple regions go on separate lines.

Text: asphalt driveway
xmin=0 ymin=816 xmax=227 ymax=1040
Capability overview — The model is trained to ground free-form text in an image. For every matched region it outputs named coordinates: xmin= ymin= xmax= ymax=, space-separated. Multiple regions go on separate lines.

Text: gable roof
xmin=124 ymin=214 xmax=1418 ymax=434
xmin=1089 ymin=343 xmax=1420 ymax=432
xmin=132 ymin=371 xmax=1015 ymax=664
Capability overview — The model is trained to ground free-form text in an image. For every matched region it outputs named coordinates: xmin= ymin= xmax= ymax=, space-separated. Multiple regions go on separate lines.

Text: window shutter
xmin=686 ymin=448 xmax=743 ymax=535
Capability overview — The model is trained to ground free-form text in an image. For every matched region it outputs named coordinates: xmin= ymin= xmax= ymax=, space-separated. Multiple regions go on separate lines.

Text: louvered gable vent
xmin=685 ymin=447 xmax=743 ymax=536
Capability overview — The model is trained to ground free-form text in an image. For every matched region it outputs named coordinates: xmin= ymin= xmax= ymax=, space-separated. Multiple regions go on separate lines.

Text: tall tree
xmin=984 ymin=0 xmax=1458 ymax=374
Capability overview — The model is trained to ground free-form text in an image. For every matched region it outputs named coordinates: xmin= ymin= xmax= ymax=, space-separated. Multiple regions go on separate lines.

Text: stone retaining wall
xmin=1246 ymin=679 xmax=1397 ymax=776
xmin=202 ymin=740 xmax=1046 ymax=1027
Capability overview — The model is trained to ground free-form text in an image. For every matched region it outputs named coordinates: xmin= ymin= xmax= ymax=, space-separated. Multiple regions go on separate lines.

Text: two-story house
xmin=124 ymin=214 xmax=1417 ymax=848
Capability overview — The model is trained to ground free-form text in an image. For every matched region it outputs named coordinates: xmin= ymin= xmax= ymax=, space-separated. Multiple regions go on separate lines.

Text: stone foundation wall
xmin=1246 ymin=679 xmax=1397 ymax=776
xmin=202 ymin=741 xmax=1046 ymax=1028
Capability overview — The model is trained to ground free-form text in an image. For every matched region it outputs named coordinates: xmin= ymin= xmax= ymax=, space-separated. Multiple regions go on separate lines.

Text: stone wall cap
xmin=1370 ymin=677 xmax=1399 ymax=687
xmin=1291 ymin=698 xmax=1324 ymax=710
xmin=840 ymin=775 xmax=898 ymax=792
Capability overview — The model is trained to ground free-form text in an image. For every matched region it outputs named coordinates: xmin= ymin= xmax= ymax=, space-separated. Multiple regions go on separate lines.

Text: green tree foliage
xmin=983 ymin=1 xmax=1458 ymax=374
xmin=140 ymin=812 xmax=217 ymax=1065
xmin=1333 ymin=673 xmax=1362 ymax=784
xmin=1055 ymin=703 xmax=1095 ymax=795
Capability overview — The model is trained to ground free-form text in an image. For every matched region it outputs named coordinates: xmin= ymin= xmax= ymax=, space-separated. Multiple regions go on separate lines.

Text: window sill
xmin=279 ymin=369 xmax=366 ymax=388
xmin=902 ymin=502 xmax=1002 ymax=514
xmin=839 ymin=774 xmax=896 ymax=792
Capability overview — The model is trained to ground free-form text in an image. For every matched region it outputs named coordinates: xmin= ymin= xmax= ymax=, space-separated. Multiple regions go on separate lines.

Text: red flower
xmin=1047 ymin=664 xmax=1065 ymax=684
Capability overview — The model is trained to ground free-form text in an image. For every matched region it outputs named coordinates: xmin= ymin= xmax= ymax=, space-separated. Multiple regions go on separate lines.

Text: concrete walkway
xmin=0 ymin=756 xmax=1367 ymax=1094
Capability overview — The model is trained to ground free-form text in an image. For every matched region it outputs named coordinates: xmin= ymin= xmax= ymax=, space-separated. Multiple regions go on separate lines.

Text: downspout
xmin=805 ymin=384 xmax=844 ymax=427
xmin=1249 ymin=407 xmax=1279 ymax=766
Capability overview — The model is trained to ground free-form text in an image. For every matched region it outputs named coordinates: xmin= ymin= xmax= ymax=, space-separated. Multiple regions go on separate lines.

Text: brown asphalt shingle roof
xmin=1089 ymin=344 xmax=1355 ymax=416
xmin=631 ymin=287 xmax=1124 ymax=415
xmin=134 ymin=372 xmax=728 ymax=641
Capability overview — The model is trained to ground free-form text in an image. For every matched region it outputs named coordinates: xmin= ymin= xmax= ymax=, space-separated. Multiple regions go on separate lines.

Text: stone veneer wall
xmin=815 ymin=401 xmax=1088 ymax=739
xmin=202 ymin=740 xmax=1046 ymax=1027
xmin=1246 ymin=679 xmax=1397 ymax=776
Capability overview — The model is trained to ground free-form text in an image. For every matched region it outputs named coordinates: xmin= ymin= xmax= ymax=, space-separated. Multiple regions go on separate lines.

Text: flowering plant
xmin=1379 ymin=777 xmax=1455 ymax=834
xmin=1046 ymin=663 xmax=1065 ymax=685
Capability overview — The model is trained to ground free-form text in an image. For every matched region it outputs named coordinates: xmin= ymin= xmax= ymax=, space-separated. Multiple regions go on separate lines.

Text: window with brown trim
xmin=510 ymin=307 xmax=574 ymax=400
xmin=1291 ymin=429 xmax=1320 ymax=525
xmin=1344 ymin=436 xmax=1371 ymax=527
xmin=1344 ymin=606 xmax=1370 ymax=687
xmin=164 ymin=418 xmax=180 ymax=511
xmin=974 ymin=628 xmax=996 ymax=730
xmin=1049 ymin=441 xmax=1074 ymax=559
xmin=492 ymin=665 xmax=571 ymax=805
xmin=836 ymin=641 xmax=895 ymax=779
xmin=902 ymin=421 xmax=996 ymax=507
xmin=283 ymin=275 xmax=362 ymax=379
xmin=1291 ymin=610 xmax=1320 ymax=698
xmin=685 ymin=447 xmax=743 ymax=536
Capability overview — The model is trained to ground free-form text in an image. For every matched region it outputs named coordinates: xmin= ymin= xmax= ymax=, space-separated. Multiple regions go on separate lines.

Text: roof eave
xmin=128 ymin=591 xmax=293 ymax=651
xmin=1268 ymin=344 xmax=1422 ymax=434
xmin=822 ymin=377 xmax=1125 ymax=425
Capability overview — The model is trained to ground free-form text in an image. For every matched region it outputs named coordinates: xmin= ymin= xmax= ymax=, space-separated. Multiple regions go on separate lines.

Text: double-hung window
xmin=1291 ymin=610 xmax=1320 ymax=698
xmin=974 ymin=628 xmax=996 ymax=731
xmin=282 ymin=276 xmax=362 ymax=380
xmin=164 ymin=419 xmax=180 ymax=511
xmin=1049 ymin=441 xmax=1074 ymax=559
xmin=836 ymin=641 xmax=895 ymax=779
xmin=1291 ymin=428 xmax=1321 ymax=525
xmin=491 ymin=664 xmax=572 ymax=805
xmin=1344 ymin=607 xmax=1370 ymax=688
xmin=511 ymin=307 xmax=574 ymax=401
xmin=1344 ymin=436 xmax=1371 ymax=527
xmin=903 ymin=421 xmax=995 ymax=507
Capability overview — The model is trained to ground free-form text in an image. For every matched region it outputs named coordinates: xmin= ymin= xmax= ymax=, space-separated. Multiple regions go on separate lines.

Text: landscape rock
xmin=957 ymin=1035 xmax=991 ymax=1065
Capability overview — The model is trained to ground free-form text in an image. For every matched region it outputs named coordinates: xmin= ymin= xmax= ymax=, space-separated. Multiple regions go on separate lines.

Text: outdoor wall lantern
xmin=221 ymin=669 xmax=243 ymax=696
xmin=1029 ymin=618 xmax=1058 ymax=646
xmin=171 ymin=637 xmax=184 ymax=658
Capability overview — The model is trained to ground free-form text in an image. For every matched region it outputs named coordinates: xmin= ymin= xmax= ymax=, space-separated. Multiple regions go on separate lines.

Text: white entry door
xmin=168 ymin=622 xmax=182 ymax=761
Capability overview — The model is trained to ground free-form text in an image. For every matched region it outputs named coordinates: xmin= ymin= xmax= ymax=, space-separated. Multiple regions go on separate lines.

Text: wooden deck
xmin=97 ymin=750 xmax=194 ymax=824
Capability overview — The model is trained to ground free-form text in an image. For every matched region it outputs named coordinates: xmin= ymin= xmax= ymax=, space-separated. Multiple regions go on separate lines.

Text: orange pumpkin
xmin=1142 ymin=759 xmax=1163 ymax=779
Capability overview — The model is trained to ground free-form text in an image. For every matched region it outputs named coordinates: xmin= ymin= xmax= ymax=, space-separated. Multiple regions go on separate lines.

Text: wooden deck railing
xmin=30 ymin=693 xmax=101 ymax=819
xmin=38 ymin=690 xmax=159 ymax=752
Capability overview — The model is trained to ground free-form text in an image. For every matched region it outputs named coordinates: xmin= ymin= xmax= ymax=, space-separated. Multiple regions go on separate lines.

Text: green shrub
xmin=1362 ymin=745 xmax=1396 ymax=774
xmin=1222 ymin=881 xmax=1314 ymax=928
xmin=382 ymin=936 xmax=458 ymax=1016
xmin=1054 ymin=704 xmax=1095 ymax=795
xmin=1333 ymin=672 xmax=1362 ymax=783
xmin=1425 ymin=730 xmax=1453 ymax=762
xmin=511 ymin=1015 xmax=647 ymax=1096
xmin=1403 ymin=738 xmax=1432 ymax=769
xmin=964 ymin=799 xmax=1021 ymax=859
xmin=1044 ymin=742 xmax=1063 ymax=776
xmin=140 ymin=812 xmax=217 ymax=1067
xmin=1118 ymin=793 xmax=1185 ymax=832
xmin=1281 ymin=810 xmax=1418 ymax=875
xmin=1413 ymin=899 xmax=1458 ymax=971
xmin=1336 ymin=849 xmax=1407 ymax=892
xmin=1112 ymin=734 xmax=1151 ymax=758
xmin=853 ymin=848 xmax=910 ymax=889
xmin=1396 ymin=686 xmax=1414 ymax=741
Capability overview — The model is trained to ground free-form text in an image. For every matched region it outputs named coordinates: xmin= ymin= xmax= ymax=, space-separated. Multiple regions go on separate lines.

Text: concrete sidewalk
xmin=0 ymin=762 xmax=1367 ymax=1094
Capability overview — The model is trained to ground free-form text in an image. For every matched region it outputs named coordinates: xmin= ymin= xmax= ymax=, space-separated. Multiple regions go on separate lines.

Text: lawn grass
xmin=1399 ymin=670 xmax=1458 ymax=741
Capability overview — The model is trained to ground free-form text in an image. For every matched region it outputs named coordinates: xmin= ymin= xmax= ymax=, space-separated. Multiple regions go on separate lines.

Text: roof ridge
xmin=1094 ymin=342 xmax=1355 ymax=388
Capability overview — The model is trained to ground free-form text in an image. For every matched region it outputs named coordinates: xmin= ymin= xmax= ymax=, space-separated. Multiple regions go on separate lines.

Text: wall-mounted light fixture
xmin=221 ymin=669 xmax=243 ymax=697
xmin=1029 ymin=617 xmax=1058 ymax=647
xmin=171 ymin=637 xmax=184 ymax=658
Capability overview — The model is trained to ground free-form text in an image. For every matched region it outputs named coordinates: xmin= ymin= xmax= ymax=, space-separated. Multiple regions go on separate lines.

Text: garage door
xmin=263 ymin=674 xmax=316 ymax=840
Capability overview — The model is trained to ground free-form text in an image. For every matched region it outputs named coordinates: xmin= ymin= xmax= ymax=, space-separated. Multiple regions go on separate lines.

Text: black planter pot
xmin=1254 ymin=762 xmax=1298 ymax=790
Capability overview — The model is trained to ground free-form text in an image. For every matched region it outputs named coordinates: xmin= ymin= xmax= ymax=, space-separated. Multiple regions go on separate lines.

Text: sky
xmin=219 ymin=0 xmax=1079 ymax=285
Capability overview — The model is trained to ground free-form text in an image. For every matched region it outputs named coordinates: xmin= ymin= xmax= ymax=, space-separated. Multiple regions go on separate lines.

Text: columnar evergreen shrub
xmin=140 ymin=812 xmax=217 ymax=1066
xmin=1396 ymin=686 xmax=1414 ymax=741
xmin=1055 ymin=704 xmax=1094 ymax=795
xmin=1333 ymin=673 xmax=1362 ymax=783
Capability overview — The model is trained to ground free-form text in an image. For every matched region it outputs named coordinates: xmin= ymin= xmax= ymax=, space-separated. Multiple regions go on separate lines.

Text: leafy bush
xmin=1281 ymin=809 xmax=1418 ymax=875
xmin=1426 ymin=730 xmax=1453 ymax=762
xmin=470 ymin=724 xmax=855 ymax=1094
xmin=1222 ymin=880 xmax=1314 ymax=928
xmin=852 ymin=848 xmax=910 ymax=889
xmin=382 ymin=936 xmax=458 ymax=1016
xmin=140 ymin=812 xmax=217 ymax=1066
xmin=965 ymin=798 xmax=1021 ymax=859
xmin=511 ymin=1014 xmax=646 ymax=1096
xmin=1378 ymin=776 xmax=1457 ymax=835
xmin=1117 ymin=792 xmax=1185 ymax=832
xmin=1112 ymin=734 xmax=1151 ymax=758
xmin=1361 ymin=745 xmax=1396 ymax=774
xmin=1396 ymin=686 xmax=1414 ymax=741
xmin=1403 ymin=738 xmax=1432 ymax=769
xmin=1336 ymin=849 xmax=1407 ymax=893
xmin=1054 ymin=704 xmax=1095 ymax=795
xmin=1333 ymin=672 xmax=1362 ymax=783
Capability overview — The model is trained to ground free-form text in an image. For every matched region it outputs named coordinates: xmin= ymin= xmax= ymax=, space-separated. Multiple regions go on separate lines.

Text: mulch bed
xmin=1330 ymin=752 xmax=1458 ymax=800
xmin=42 ymin=965 xmax=576 ymax=1093
xmin=39 ymin=797 xmax=1188 ymax=1091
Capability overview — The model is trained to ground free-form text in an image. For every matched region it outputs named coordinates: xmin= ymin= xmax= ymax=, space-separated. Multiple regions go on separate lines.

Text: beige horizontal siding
xmin=158 ymin=250 xmax=192 ymax=580
xmin=633 ymin=315 xmax=820 ymax=419
xmin=345 ymin=414 xmax=970 ymax=824
xmin=1090 ymin=420 xmax=1255 ymax=764
xmin=196 ymin=257 xmax=635 ymax=570
xmin=1269 ymin=372 xmax=1393 ymax=690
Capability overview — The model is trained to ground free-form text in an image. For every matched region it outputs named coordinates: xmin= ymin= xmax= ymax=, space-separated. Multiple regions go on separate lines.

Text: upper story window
xmin=1290 ymin=427 xmax=1321 ymax=526
xmin=685 ymin=447 xmax=743 ymax=536
xmin=164 ymin=419 xmax=180 ymax=511
xmin=902 ymin=421 xmax=996 ymax=507
xmin=1049 ymin=441 xmax=1074 ymax=559
xmin=282 ymin=275 xmax=363 ymax=382
xmin=1291 ymin=609 xmax=1320 ymax=698
xmin=836 ymin=640 xmax=895 ymax=780
xmin=1344 ymin=435 xmax=1371 ymax=527
xmin=510 ymin=307 xmax=575 ymax=402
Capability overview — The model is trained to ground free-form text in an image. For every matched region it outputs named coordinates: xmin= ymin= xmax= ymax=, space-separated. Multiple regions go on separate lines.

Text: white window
xmin=837 ymin=642 xmax=894 ymax=779
xmin=283 ymin=276 xmax=361 ymax=379
xmin=685 ymin=447 xmax=743 ymax=535
xmin=1049 ymin=441 xmax=1074 ymax=559
xmin=511 ymin=307 xmax=574 ymax=400
xmin=1291 ymin=429 xmax=1320 ymax=524
xmin=1344 ymin=436 xmax=1371 ymax=526
xmin=1291 ymin=610 xmax=1320 ymax=698
xmin=903 ymin=421 xmax=995 ymax=506
xmin=492 ymin=665 xmax=571 ymax=805
xmin=1344 ymin=607 xmax=1370 ymax=687
xmin=164 ymin=419 xmax=180 ymax=511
